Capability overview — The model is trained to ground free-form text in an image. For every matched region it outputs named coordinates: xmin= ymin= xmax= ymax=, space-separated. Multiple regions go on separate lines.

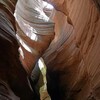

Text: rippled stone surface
xmin=43 ymin=0 xmax=100 ymax=99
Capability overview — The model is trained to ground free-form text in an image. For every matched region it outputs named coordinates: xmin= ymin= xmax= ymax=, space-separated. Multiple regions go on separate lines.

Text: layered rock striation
xmin=43 ymin=0 xmax=100 ymax=99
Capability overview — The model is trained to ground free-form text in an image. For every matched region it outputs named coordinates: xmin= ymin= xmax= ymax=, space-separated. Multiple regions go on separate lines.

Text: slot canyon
xmin=0 ymin=0 xmax=100 ymax=100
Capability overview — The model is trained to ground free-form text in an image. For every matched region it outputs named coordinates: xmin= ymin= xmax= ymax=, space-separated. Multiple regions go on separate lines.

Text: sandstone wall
xmin=43 ymin=0 xmax=100 ymax=99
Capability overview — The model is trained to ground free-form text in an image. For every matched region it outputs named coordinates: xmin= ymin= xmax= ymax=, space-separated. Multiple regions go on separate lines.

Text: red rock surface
xmin=43 ymin=0 xmax=100 ymax=99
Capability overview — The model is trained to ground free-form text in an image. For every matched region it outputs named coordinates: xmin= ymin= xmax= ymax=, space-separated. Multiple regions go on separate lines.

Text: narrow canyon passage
xmin=0 ymin=0 xmax=100 ymax=100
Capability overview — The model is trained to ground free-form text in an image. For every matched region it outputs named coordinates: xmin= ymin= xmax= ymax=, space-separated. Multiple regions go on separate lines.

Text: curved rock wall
xmin=43 ymin=0 xmax=100 ymax=99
